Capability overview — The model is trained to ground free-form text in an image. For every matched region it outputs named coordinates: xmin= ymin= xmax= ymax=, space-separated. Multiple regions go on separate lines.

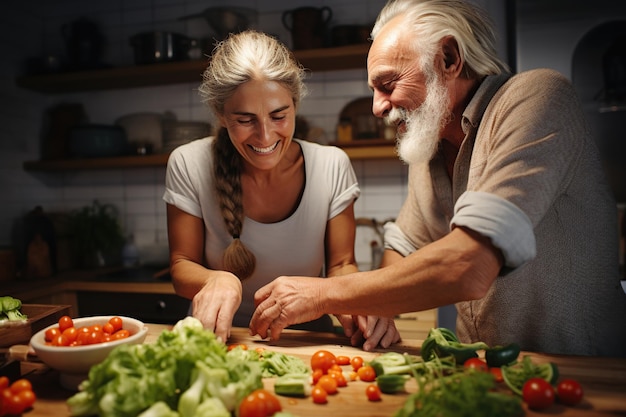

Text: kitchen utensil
xmin=68 ymin=124 xmax=128 ymax=158
xmin=62 ymin=17 xmax=105 ymax=70
xmin=179 ymin=7 xmax=257 ymax=41
xmin=129 ymin=31 xmax=191 ymax=65
xmin=0 ymin=304 xmax=71 ymax=348
xmin=282 ymin=6 xmax=332 ymax=50
xmin=162 ymin=120 xmax=211 ymax=152
xmin=115 ymin=112 xmax=163 ymax=152
xmin=331 ymin=24 xmax=371 ymax=46
xmin=337 ymin=97 xmax=385 ymax=141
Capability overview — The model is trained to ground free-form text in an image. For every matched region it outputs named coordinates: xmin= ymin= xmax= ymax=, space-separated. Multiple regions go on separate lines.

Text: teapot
xmin=282 ymin=6 xmax=332 ymax=50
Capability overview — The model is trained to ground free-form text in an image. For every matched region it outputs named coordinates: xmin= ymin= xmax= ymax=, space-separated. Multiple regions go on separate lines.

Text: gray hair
xmin=197 ymin=30 xmax=308 ymax=281
xmin=199 ymin=30 xmax=308 ymax=115
xmin=371 ymin=0 xmax=508 ymax=77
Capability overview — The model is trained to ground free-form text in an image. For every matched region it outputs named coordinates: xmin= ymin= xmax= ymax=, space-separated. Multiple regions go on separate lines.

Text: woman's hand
xmin=353 ymin=315 xmax=402 ymax=351
xmin=192 ymin=271 xmax=242 ymax=342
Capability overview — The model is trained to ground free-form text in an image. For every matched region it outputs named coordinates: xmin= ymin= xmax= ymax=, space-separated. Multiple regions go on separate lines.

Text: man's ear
xmin=440 ymin=36 xmax=463 ymax=79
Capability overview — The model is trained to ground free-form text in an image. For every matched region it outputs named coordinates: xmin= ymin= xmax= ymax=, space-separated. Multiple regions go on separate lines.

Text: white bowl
xmin=30 ymin=315 xmax=148 ymax=375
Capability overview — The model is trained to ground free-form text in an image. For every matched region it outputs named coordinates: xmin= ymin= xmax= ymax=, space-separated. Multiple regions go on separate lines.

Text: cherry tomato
xmin=464 ymin=357 xmax=488 ymax=372
xmin=522 ymin=377 xmax=555 ymax=410
xmin=62 ymin=326 xmax=78 ymax=343
xmin=336 ymin=355 xmax=351 ymax=366
xmin=58 ymin=315 xmax=74 ymax=332
xmin=0 ymin=376 xmax=10 ymax=390
xmin=238 ymin=389 xmax=282 ymax=417
xmin=357 ymin=365 xmax=377 ymax=382
xmin=556 ymin=379 xmax=584 ymax=406
xmin=328 ymin=369 xmax=347 ymax=387
xmin=45 ymin=327 xmax=61 ymax=343
xmin=311 ymin=350 xmax=337 ymax=374
xmin=489 ymin=367 xmax=503 ymax=383
xmin=317 ymin=375 xmax=338 ymax=395
xmin=312 ymin=368 xmax=324 ymax=385
xmin=1 ymin=391 xmax=24 ymax=415
xmin=311 ymin=386 xmax=328 ymax=404
xmin=228 ymin=343 xmax=248 ymax=351
xmin=103 ymin=322 xmax=115 ymax=335
xmin=17 ymin=389 xmax=36 ymax=410
xmin=365 ymin=384 xmax=382 ymax=401
xmin=52 ymin=334 xmax=70 ymax=347
xmin=350 ymin=356 xmax=364 ymax=371
xmin=108 ymin=316 xmax=124 ymax=332
xmin=10 ymin=379 xmax=32 ymax=394
xmin=112 ymin=329 xmax=130 ymax=340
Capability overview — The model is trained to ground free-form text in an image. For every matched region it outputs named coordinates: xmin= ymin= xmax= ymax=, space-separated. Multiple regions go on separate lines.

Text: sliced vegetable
xmin=376 ymin=374 xmax=409 ymax=394
xmin=485 ymin=343 xmax=521 ymax=367
xmin=369 ymin=351 xmax=454 ymax=377
xmin=274 ymin=374 xmax=312 ymax=398
xmin=501 ymin=355 xmax=559 ymax=396
xmin=421 ymin=327 xmax=488 ymax=364
xmin=258 ymin=350 xmax=309 ymax=377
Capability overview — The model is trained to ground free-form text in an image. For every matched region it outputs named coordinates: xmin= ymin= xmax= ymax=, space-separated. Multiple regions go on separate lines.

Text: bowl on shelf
xmin=30 ymin=315 xmax=148 ymax=390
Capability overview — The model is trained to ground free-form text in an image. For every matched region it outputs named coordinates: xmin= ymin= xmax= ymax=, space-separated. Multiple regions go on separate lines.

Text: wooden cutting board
xmin=0 ymin=304 xmax=71 ymax=348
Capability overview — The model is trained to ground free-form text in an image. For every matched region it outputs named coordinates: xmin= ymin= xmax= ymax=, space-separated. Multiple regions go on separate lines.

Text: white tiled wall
xmin=1 ymin=0 xmax=508 ymax=270
xmin=0 ymin=0 xmax=410 ymax=269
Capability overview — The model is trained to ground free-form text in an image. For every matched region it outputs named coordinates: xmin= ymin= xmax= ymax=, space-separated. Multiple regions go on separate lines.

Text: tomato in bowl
xmin=30 ymin=315 xmax=148 ymax=376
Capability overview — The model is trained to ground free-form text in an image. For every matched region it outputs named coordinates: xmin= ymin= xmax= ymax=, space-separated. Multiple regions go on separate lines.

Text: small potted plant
xmin=67 ymin=200 xmax=125 ymax=268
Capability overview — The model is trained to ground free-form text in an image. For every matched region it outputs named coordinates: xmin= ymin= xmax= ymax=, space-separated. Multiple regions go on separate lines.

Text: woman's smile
xmin=249 ymin=141 xmax=280 ymax=154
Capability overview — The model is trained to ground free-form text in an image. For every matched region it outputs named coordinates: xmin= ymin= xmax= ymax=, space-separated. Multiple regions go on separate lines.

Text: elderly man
xmin=249 ymin=0 xmax=626 ymax=356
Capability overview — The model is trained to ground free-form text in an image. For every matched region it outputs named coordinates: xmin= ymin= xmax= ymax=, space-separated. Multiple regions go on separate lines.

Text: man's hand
xmin=249 ymin=276 xmax=326 ymax=341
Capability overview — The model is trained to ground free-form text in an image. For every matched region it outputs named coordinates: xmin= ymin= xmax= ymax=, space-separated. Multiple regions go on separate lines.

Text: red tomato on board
xmin=238 ymin=389 xmax=282 ymax=417
xmin=557 ymin=379 xmax=584 ymax=406
xmin=522 ymin=377 xmax=555 ymax=410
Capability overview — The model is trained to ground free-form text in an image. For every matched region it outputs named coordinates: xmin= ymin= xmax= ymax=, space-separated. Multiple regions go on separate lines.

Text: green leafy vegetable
xmin=67 ymin=317 xmax=262 ymax=417
xmin=0 ymin=296 xmax=27 ymax=322
xmin=259 ymin=350 xmax=310 ymax=377
xmin=394 ymin=368 xmax=523 ymax=417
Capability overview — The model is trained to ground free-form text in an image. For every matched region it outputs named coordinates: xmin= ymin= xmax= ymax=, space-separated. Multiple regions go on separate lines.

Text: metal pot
xmin=129 ymin=31 xmax=191 ymax=65
xmin=179 ymin=7 xmax=257 ymax=41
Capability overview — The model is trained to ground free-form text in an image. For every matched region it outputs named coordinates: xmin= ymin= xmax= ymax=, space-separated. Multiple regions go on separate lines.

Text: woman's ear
xmin=440 ymin=36 xmax=463 ymax=79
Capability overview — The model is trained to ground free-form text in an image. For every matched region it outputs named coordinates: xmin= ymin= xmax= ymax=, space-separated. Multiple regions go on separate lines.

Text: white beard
xmin=386 ymin=73 xmax=450 ymax=165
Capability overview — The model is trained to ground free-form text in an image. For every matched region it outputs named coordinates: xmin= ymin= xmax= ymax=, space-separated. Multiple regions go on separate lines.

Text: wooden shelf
xmin=16 ymin=44 xmax=370 ymax=94
xmin=22 ymin=142 xmax=397 ymax=171
xmin=23 ymin=153 xmax=170 ymax=171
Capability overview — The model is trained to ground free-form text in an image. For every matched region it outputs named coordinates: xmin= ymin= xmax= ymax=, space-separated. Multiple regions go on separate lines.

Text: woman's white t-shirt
xmin=163 ymin=137 xmax=360 ymax=326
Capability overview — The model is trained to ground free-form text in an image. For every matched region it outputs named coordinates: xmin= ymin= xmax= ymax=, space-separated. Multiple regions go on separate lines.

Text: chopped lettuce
xmin=67 ymin=317 xmax=262 ymax=417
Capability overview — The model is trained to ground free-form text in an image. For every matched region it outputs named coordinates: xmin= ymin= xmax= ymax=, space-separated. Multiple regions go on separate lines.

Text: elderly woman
xmin=163 ymin=30 xmax=400 ymax=351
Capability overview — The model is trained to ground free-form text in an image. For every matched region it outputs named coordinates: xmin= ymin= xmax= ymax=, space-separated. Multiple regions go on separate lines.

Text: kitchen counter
xmin=19 ymin=325 xmax=626 ymax=417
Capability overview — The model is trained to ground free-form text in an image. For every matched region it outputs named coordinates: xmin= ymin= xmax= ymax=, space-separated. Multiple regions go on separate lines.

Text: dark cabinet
xmin=77 ymin=291 xmax=190 ymax=325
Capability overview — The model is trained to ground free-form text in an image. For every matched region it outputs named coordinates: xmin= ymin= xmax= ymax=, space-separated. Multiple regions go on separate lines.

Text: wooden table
xmin=19 ymin=324 xmax=626 ymax=417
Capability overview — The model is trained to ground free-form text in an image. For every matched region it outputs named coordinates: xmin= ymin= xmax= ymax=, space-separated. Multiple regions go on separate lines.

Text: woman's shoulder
xmin=296 ymin=139 xmax=350 ymax=163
